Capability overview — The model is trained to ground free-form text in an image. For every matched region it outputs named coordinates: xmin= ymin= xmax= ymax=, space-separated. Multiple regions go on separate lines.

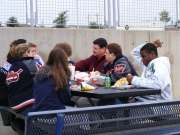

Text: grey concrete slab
xmin=0 ymin=115 xmax=18 ymax=135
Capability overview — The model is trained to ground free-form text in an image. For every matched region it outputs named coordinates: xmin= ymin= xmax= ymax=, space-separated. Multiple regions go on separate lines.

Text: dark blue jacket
xmin=0 ymin=70 xmax=9 ymax=106
xmin=33 ymin=70 xmax=72 ymax=112
xmin=101 ymin=53 xmax=138 ymax=84
xmin=6 ymin=57 xmax=37 ymax=113
xmin=0 ymin=60 xmax=13 ymax=106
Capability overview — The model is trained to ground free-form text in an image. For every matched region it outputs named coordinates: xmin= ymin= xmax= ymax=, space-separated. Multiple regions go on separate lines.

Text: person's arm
xmin=57 ymin=82 xmax=72 ymax=104
xmin=74 ymin=55 xmax=93 ymax=71
xmin=36 ymin=54 xmax=44 ymax=66
xmin=23 ymin=59 xmax=38 ymax=76
xmin=131 ymin=62 xmax=167 ymax=89
xmin=99 ymin=62 xmax=109 ymax=77
xmin=131 ymin=43 xmax=146 ymax=70
xmin=110 ymin=58 xmax=132 ymax=84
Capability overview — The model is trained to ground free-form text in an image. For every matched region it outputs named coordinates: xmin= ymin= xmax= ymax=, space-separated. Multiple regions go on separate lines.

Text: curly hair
xmin=54 ymin=43 xmax=72 ymax=57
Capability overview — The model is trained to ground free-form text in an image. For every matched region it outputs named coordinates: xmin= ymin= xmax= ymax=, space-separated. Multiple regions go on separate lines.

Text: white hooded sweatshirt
xmin=131 ymin=43 xmax=172 ymax=101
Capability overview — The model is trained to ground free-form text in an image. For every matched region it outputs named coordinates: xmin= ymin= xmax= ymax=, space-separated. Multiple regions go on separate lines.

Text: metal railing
xmin=0 ymin=0 xmax=27 ymax=26
xmin=117 ymin=0 xmax=179 ymax=28
xmin=36 ymin=0 xmax=105 ymax=28
xmin=0 ymin=0 xmax=180 ymax=29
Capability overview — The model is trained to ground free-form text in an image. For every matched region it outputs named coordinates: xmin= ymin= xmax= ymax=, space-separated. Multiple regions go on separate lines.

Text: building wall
xmin=0 ymin=28 xmax=180 ymax=98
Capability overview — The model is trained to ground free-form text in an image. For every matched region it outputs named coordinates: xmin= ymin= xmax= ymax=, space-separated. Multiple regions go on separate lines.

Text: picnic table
xmin=70 ymin=80 xmax=161 ymax=105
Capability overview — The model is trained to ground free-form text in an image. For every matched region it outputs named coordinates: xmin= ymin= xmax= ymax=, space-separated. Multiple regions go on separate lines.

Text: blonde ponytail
xmin=9 ymin=44 xmax=29 ymax=58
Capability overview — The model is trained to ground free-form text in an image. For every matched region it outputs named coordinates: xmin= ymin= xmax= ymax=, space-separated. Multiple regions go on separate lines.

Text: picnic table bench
xmin=1 ymin=99 xmax=180 ymax=135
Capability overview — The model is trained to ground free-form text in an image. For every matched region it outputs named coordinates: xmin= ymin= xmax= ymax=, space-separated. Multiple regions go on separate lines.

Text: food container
xmin=92 ymin=78 xmax=98 ymax=87
xmin=77 ymin=78 xmax=85 ymax=84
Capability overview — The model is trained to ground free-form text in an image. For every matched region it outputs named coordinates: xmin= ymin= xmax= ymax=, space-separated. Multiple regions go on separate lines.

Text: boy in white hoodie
xmin=126 ymin=39 xmax=172 ymax=102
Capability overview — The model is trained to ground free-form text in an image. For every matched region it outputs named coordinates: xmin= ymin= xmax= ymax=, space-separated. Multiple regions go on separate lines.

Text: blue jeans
xmin=97 ymin=98 xmax=122 ymax=106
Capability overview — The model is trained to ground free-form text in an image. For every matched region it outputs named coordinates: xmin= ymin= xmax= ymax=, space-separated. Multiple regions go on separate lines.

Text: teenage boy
xmin=126 ymin=39 xmax=172 ymax=102
xmin=27 ymin=43 xmax=44 ymax=66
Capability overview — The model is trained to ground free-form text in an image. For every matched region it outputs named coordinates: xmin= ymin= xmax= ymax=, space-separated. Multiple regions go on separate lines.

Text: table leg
xmin=110 ymin=98 xmax=116 ymax=105
xmin=87 ymin=98 xmax=95 ymax=106
xmin=124 ymin=97 xmax=130 ymax=125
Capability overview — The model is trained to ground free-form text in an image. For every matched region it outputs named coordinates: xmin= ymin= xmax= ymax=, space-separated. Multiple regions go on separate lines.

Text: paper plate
xmin=111 ymin=85 xmax=135 ymax=89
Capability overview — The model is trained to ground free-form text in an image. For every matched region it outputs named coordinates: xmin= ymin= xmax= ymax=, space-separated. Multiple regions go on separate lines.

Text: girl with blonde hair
xmin=6 ymin=44 xmax=38 ymax=114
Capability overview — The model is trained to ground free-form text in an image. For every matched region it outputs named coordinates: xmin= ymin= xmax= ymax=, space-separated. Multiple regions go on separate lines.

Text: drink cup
xmin=92 ymin=78 xmax=98 ymax=88
xmin=68 ymin=66 xmax=75 ymax=80
xmin=90 ymin=72 xmax=95 ymax=79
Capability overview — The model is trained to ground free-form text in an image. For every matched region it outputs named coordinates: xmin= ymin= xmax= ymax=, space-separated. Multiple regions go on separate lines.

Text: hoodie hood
xmin=149 ymin=57 xmax=171 ymax=74
xmin=36 ymin=66 xmax=53 ymax=82
xmin=37 ymin=73 xmax=53 ymax=82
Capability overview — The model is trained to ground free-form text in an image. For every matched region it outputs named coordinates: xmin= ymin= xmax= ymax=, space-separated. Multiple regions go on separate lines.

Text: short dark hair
xmin=140 ymin=43 xmax=158 ymax=56
xmin=93 ymin=38 xmax=107 ymax=48
xmin=106 ymin=43 xmax=122 ymax=57
xmin=10 ymin=39 xmax=27 ymax=47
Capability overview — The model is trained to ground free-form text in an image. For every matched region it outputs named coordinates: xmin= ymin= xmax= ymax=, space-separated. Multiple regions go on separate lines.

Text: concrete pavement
xmin=0 ymin=115 xmax=18 ymax=135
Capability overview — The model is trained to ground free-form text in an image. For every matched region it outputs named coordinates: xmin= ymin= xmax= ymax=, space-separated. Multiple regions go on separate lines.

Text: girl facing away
xmin=33 ymin=48 xmax=74 ymax=111
xmin=54 ymin=42 xmax=75 ymax=65
xmin=6 ymin=44 xmax=38 ymax=114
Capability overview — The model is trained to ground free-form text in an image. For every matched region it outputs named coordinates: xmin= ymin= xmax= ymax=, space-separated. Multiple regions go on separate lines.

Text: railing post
xmin=77 ymin=0 xmax=79 ymax=28
xmin=117 ymin=0 xmax=120 ymax=27
xmin=35 ymin=0 xmax=38 ymax=26
xmin=108 ymin=0 xmax=111 ymax=28
xmin=30 ymin=0 xmax=34 ymax=27
xmin=113 ymin=0 xmax=117 ymax=29
xmin=55 ymin=113 xmax=64 ymax=135
xmin=26 ymin=0 xmax=28 ymax=24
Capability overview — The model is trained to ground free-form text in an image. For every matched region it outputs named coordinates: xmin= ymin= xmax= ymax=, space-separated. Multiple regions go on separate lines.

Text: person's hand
xmin=95 ymin=71 xmax=100 ymax=75
xmin=126 ymin=73 xmax=134 ymax=84
xmin=34 ymin=54 xmax=40 ymax=59
xmin=151 ymin=39 xmax=163 ymax=48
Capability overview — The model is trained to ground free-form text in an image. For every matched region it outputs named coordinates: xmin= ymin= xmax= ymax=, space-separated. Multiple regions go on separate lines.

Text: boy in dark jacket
xmin=97 ymin=43 xmax=138 ymax=106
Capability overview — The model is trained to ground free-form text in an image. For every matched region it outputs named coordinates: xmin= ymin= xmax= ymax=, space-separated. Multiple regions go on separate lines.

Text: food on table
xmin=70 ymin=85 xmax=78 ymax=88
xmin=68 ymin=63 xmax=72 ymax=66
xmin=77 ymin=78 xmax=85 ymax=84
xmin=77 ymin=77 xmax=89 ymax=84
xmin=75 ymin=72 xmax=88 ymax=81
xmin=81 ymin=82 xmax=95 ymax=91
xmin=86 ymin=75 xmax=105 ymax=86
xmin=95 ymin=71 xmax=100 ymax=76
xmin=114 ymin=78 xmax=127 ymax=87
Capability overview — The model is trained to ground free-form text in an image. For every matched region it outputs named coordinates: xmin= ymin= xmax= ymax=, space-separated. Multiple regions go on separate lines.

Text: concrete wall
xmin=0 ymin=28 xmax=180 ymax=98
